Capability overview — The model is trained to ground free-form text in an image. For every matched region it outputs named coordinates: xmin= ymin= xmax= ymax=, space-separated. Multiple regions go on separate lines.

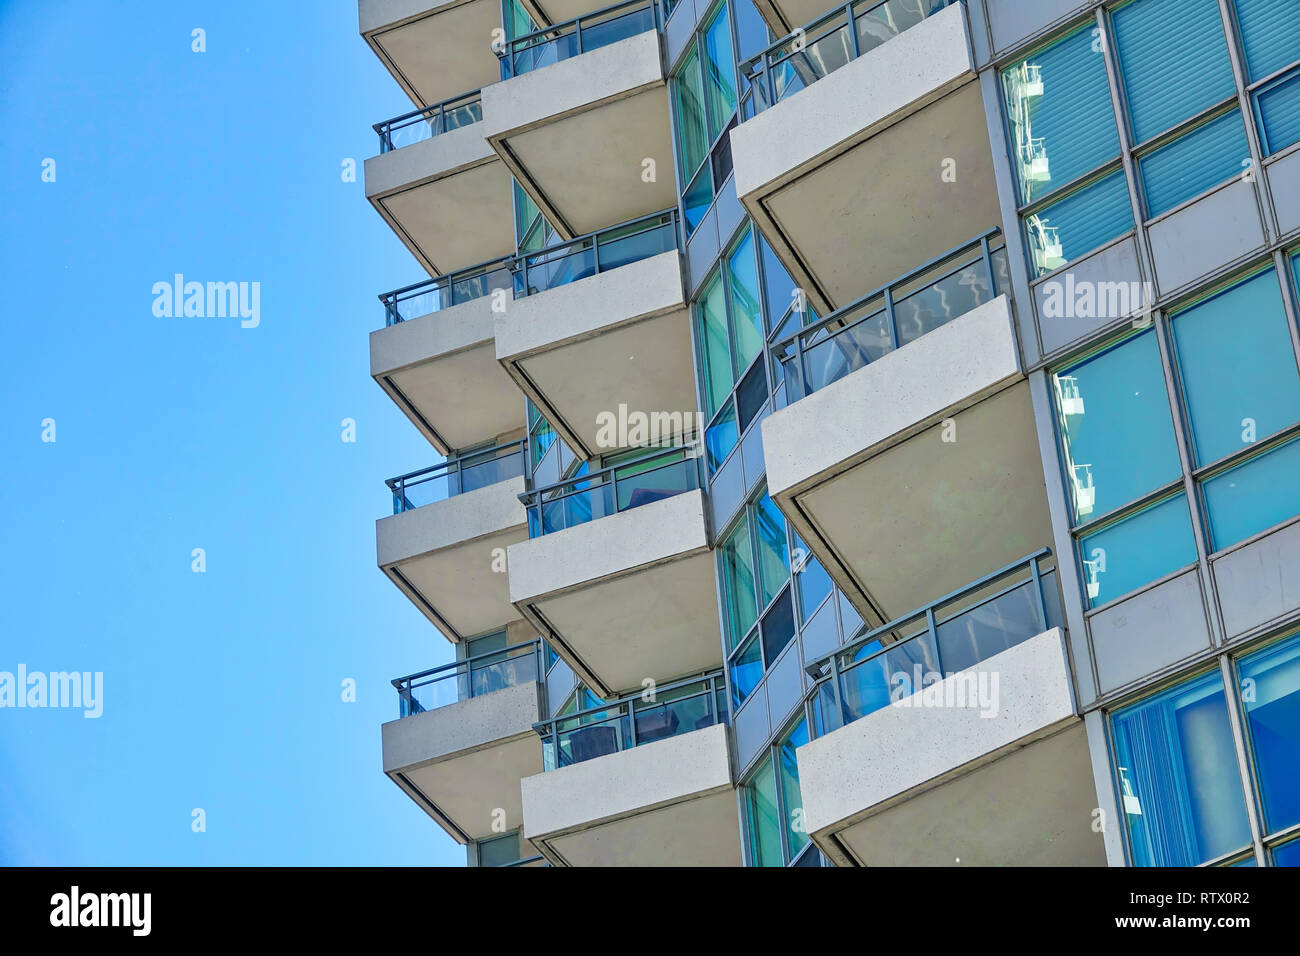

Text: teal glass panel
xmin=759 ymin=233 xmax=796 ymax=333
xmin=754 ymin=493 xmax=789 ymax=608
xmin=674 ymin=47 xmax=708 ymax=186
xmin=1025 ymin=170 xmax=1133 ymax=277
xmin=478 ymin=831 xmax=521 ymax=867
xmin=1078 ymin=494 xmax=1197 ymax=608
xmin=1140 ymin=109 xmax=1250 ymax=217
xmin=1172 ymin=270 xmax=1300 ymax=466
xmin=697 ymin=271 xmax=732 ymax=417
xmin=705 ymin=400 xmax=738 ymax=474
xmin=1232 ymin=0 xmax=1300 ymax=82
xmin=1053 ymin=331 xmax=1181 ymax=523
xmin=795 ymin=546 xmax=832 ymax=625
xmin=745 ymin=757 xmax=782 ymax=866
xmin=1257 ymin=68 xmax=1300 ymax=156
xmin=720 ymin=513 xmax=758 ymax=649
xmin=1113 ymin=0 xmax=1235 ymax=143
xmin=1203 ymin=438 xmax=1300 ymax=550
xmin=730 ymin=632 xmax=762 ymax=709
xmin=1238 ymin=632 xmax=1300 ymax=834
xmin=778 ymin=718 xmax=810 ymax=860
xmin=1112 ymin=669 xmax=1252 ymax=866
xmin=727 ymin=230 xmax=764 ymax=372
xmin=703 ymin=5 xmax=738 ymax=140
xmin=1001 ymin=24 xmax=1120 ymax=205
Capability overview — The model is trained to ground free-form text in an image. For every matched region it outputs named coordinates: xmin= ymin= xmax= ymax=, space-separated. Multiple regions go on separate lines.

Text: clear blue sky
xmin=0 ymin=0 xmax=465 ymax=865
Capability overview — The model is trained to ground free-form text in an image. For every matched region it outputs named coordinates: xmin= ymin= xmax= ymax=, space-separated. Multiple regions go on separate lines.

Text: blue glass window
xmin=1203 ymin=438 xmax=1300 ymax=550
xmin=1025 ymin=171 xmax=1134 ymax=277
xmin=1275 ymin=840 xmax=1300 ymax=866
xmin=1139 ymin=110 xmax=1250 ymax=217
xmin=730 ymin=632 xmax=762 ymax=709
xmin=1079 ymin=493 xmax=1197 ymax=608
xmin=1171 ymin=270 xmax=1300 ymax=466
xmin=1238 ymin=633 xmax=1300 ymax=834
xmin=778 ymin=718 xmax=810 ymax=860
xmin=1054 ymin=331 xmax=1181 ymax=523
xmin=1113 ymin=0 xmax=1236 ymax=143
xmin=1256 ymin=68 xmax=1300 ymax=156
xmin=1001 ymin=24 xmax=1121 ymax=205
xmin=1232 ymin=0 xmax=1300 ymax=82
xmin=1112 ymin=669 xmax=1252 ymax=866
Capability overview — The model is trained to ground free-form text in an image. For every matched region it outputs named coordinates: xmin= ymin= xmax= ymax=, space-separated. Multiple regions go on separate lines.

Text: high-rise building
xmin=361 ymin=0 xmax=1300 ymax=867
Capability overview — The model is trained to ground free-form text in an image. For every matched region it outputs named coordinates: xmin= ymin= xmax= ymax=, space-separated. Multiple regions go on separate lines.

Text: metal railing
xmin=393 ymin=640 xmax=542 ymax=718
xmin=497 ymin=0 xmax=662 ymax=78
xmin=769 ymin=228 xmax=1008 ymax=402
xmin=377 ymin=209 xmax=679 ymax=327
xmin=533 ymin=671 xmax=727 ymax=769
xmin=374 ymin=89 xmax=484 ymax=153
xmin=520 ymin=443 xmax=701 ymax=537
xmin=740 ymin=0 xmax=954 ymax=118
xmin=805 ymin=550 xmax=1061 ymax=734
xmin=387 ymin=440 xmax=526 ymax=513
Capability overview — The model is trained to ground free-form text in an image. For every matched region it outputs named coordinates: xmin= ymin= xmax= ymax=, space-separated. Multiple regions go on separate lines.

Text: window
xmin=477 ymin=831 xmax=522 ymax=867
xmin=1238 ymin=633 xmax=1300 ymax=835
xmin=1077 ymin=492 xmax=1197 ymax=607
xmin=741 ymin=716 xmax=810 ymax=866
xmin=1202 ymin=437 xmax=1300 ymax=551
xmin=744 ymin=755 xmax=782 ymax=866
xmin=720 ymin=513 xmax=758 ymax=651
xmin=1138 ymin=108 xmax=1249 ymax=217
xmin=1233 ymin=0 xmax=1300 ymax=157
xmin=1111 ymin=668 xmax=1252 ymax=866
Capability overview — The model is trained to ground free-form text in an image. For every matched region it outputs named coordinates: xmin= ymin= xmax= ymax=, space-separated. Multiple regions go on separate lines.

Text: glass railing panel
xmin=933 ymin=568 xmax=1062 ymax=674
xmin=595 ymin=219 xmax=676 ymax=271
xmin=517 ymin=243 xmax=598 ymax=296
xmin=613 ymin=456 xmax=696 ymax=510
xmin=796 ymin=309 xmax=892 ymax=396
xmin=504 ymin=2 xmax=655 ymax=77
xmin=855 ymin=0 xmax=934 ymax=59
xmin=838 ymin=624 xmax=936 ymax=723
xmin=538 ymin=482 xmax=615 ymax=534
xmin=395 ymin=642 xmax=540 ymax=718
xmin=469 ymin=650 xmax=539 ymax=698
xmin=389 ymin=443 xmax=525 ymax=512
xmin=893 ymin=258 xmax=995 ymax=348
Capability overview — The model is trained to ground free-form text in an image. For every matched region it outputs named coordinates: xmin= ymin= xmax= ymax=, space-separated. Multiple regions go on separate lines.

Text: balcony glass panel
xmin=504 ymin=1 xmax=656 ymax=78
xmin=388 ymin=442 xmax=526 ymax=513
xmin=393 ymin=642 xmax=541 ymax=717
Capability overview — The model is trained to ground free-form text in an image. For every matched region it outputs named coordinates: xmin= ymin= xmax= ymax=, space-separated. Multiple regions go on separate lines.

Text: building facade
xmin=361 ymin=0 xmax=1300 ymax=866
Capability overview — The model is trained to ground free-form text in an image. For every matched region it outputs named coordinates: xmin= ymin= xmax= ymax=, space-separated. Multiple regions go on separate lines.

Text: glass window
xmin=478 ymin=831 xmax=521 ymax=867
xmin=705 ymin=399 xmax=738 ymax=473
xmin=1079 ymin=493 xmax=1197 ymax=607
xmin=1171 ymin=269 xmax=1300 ymax=467
xmin=697 ymin=272 xmax=733 ymax=417
xmin=674 ymin=47 xmax=708 ymax=186
xmin=754 ymin=492 xmax=789 ymax=607
xmin=1139 ymin=109 xmax=1250 ymax=217
xmin=727 ymin=230 xmax=764 ymax=371
xmin=1256 ymin=68 xmax=1300 ymax=156
xmin=760 ymin=587 xmax=795 ymax=665
xmin=730 ymin=632 xmax=762 ymax=709
xmin=795 ymin=544 xmax=832 ymax=625
xmin=1238 ymin=633 xmax=1300 ymax=835
xmin=1001 ymin=24 xmax=1121 ymax=205
xmin=1113 ymin=0 xmax=1235 ymax=144
xmin=733 ymin=0 xmax=772 ymax=62
xmin=702 ymin=5 xmax=738 ymax=141
xmin=720 ymin=513 xmax=758 ymax=649
xmin=1203 ymin=437 xmax=1300 ymax=550
xmin=1054 ymin=331 xmax=1182 ymax=523
xmin=1274 ymin=839 xmax=1300 ymax=866
xmin=1112 ymin=669 xmax=1252 ymax=866
xmin=1232 ymin=0 xmax=1300 ymax=83
xmin=744 ymin=756 xmax=782 ymax=866
xmin=778 ymin=718 xmax=810 ymax=860
xmin=1025 ymin=170 xmax=1134 ymax=277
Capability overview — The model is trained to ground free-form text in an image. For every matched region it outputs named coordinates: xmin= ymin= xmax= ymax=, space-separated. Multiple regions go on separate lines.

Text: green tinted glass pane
xmin=478 ymin=831 xmax=520 ymax=866
xmin=779 ymin=718 xmax=810 ymax=860
xmin=1053 ymin=331 xmax=1181 ymax=523
xmin=727 ymin=230 xmax=764 ymax=371
xmin=720 ymin=513 xmax=758 ymax=650
xmin=697 ymin=272 xmax=733 ymax=416
xmin=674 ymin=47 xmax=708 ymax=186
xmin=1078 ymin=493 xmax=1197 ymax=608
xmin=1171 ymin=270 xmax=1300 ymax=466
xmin=754 ymin=493 xmax=789 ymax=608
xmin=746 ymin=757 xmax=782 ymax=866
xmin=1001 ymin=24 xmax=1121 ymax=205
xmin=703 ymin=6 xmax=738 ymax=140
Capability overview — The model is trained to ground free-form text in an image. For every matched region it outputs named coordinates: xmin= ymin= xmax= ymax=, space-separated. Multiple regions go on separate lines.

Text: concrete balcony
xmin=482 ymin=7 xmax=675 ymax=238
xmin=730 ymin=1 xmax=999 ymax=315
xmin=762 ymin=240 xmax=1051 ymax=628
xmin=508 ymin=474 xmax=721 ymax=698
xmin=493 ymin=213 xmax=691 ymax=460
xmin=366 ymin=93 xmax=514 ymax=278
xmin=383 ymin=642 xmax=544 ymax=843
xmin=521 ymin=681 xmax=741 ymax=866
xmin=372 ymin=262 xmax=521 ymax=455
xmin=378 ymin=465 xmax=528 ymax=642
xmin=798 ymin=593 xmax=1104 ymax=865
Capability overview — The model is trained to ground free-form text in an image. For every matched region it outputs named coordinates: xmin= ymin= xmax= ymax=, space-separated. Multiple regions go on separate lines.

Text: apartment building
xmin=361 ymin=0 xmax=1300 ymax=867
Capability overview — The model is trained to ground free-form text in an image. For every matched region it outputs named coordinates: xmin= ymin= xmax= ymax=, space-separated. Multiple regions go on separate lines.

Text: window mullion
xmin=1218 ymin=654 xmax=1268 ymax=865
xmin=1215 ymin=0 xmax=1277 ymax=240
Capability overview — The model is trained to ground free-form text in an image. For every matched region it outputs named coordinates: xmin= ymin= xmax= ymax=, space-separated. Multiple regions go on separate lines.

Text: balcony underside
xmin=494 ymin=252 xmax=693 ymax=460
xmin=521 ymin=723 xmax=742 ymax=865
xmin=378 ymin=476 xmax=528 ymax=642
xmin=481 ymin=31 xmax=675 ymax=238
xmin=383 ymin=680 xmax=544 ymax=843
xmin=366 ymin=124 xmax=515 ymax=277
xmin=372 ymin=293 xmax=524 ymax=455
xmin=731 ymin=3 xmax=996 ymax=314
xmin=763 ymin=297 xmax=1053 ymax=627
xmin=798 ymin=630 xmax=1104 ymax=866
xmin=507 ymin=490 xmax=721 ymax=697
xmin=360 ymin=0 xmax=528 ymax=107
